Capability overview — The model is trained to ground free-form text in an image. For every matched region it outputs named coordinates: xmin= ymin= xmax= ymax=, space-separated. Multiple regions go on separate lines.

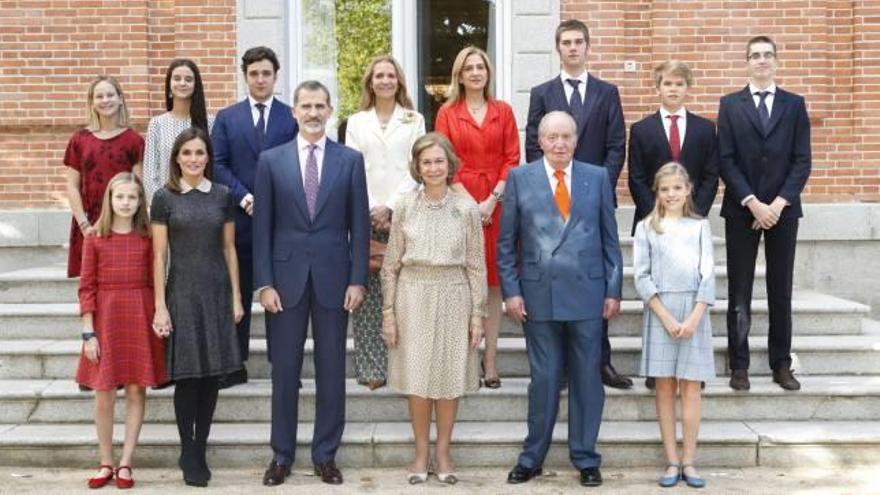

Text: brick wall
xmin=0 ymin=0 xmax=237 ymax=208
xmin=0 ymin=0 xmax=878 ymax=207
xmin=562 ymin=0 xmax=880 ymax=202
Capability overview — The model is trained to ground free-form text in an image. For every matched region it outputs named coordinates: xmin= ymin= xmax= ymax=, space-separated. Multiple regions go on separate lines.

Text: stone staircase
xmin=0 ymin=237 xmax=879 ymax=470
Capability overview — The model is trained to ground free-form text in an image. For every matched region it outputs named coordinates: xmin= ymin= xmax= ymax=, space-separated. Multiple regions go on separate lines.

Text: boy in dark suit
xmin=718 ymin=36 xmax=811 ymax=391
xmin=628 ymin=61 xmax=719 ymax=389
xmin=525 ymin=19 xmax=630 ymax=389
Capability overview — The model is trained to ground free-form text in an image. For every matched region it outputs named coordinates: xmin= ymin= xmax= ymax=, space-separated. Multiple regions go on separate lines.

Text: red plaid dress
xmin=75 ymin=232 xmax=167 ymax=390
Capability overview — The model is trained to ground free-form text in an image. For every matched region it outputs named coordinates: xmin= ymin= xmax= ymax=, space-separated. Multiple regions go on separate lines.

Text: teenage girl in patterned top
xmin=76 ymin=172 xmax=166 ymax=489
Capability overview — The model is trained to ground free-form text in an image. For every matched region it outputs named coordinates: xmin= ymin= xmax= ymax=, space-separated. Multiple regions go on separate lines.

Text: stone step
xmin=0 ymin=420 xmax=876 ymax=468
xmin=0 ymin=289 xmax=863 ymax=341
xmin=3 ymin=375 xmax=877 ymax=425
xmin=3 ymin=331 xmax=879 ymax=380
xmin=0 ymin=248 xmax=738 ymax=304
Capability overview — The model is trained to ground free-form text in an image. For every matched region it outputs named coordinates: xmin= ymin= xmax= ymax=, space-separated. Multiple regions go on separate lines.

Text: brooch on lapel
xmin=400 ymin=111 xmax=417 ymax=124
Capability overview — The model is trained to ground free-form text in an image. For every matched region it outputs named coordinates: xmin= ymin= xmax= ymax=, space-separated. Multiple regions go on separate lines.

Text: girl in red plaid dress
xmin=76 ymin=172 xmax=167 ymax=489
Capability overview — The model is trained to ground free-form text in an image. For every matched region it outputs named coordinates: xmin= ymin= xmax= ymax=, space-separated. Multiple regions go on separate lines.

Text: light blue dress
xmin=634 ymin=217 xmax=716 ymax=381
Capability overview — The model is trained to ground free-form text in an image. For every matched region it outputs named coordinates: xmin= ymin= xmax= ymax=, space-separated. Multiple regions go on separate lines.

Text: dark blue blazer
xmin=717 ymin=86 xmax=811 ymax=219
xmin=211 ymin=98 xmax=298 ymax=248
xmin=525 ymin=75 xmax=626 ymax=189
xmin=497 ymin=160 xmax=623 ymax=322
xmin=627 ymin=110 xmax=719 ymax=233
xmin=252 ymin=138 xmax=370 ymax=309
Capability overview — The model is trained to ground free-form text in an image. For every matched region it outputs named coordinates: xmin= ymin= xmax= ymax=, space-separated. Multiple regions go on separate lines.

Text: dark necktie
xmin=255 ymin=102 xmax=266 ymax=149
xmin=567 ymin=78 xmax=584 ymax=130
xmin=756 ymin=91 xmax=771 ymax=133
xmin=304 ymin=144 xmax=319 ymax=219
xmin=667 ymin=114 xmax=681 ymax=161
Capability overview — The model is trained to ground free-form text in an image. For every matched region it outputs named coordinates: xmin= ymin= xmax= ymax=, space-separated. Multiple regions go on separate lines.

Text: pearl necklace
xmin=422 ymin=191 xmax=449 ymax=210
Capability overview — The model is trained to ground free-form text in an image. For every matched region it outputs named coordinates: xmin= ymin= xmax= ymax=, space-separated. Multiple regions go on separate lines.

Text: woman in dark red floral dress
xmin=76 ymin=172 xmax=166 ymax=489
xmin=64 ymin=76 xmax=144 ymax=278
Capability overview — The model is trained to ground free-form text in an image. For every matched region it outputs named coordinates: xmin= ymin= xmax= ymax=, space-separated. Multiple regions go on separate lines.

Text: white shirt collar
xmin=297 ymin=133 xmax=327 ymax=152
xmin=660 ymin=106 xmax=687 ymax=119
xmin=543 ymin=158 xmax=572 ymax=179
xmin=180 ymin=177 xmax=212 ymax=194
xmin=560 ymin=70 xmax=588 ymax=85
xmin=748 ymin=82 xmax=776 ymax=96
xmin=248 ymin=95 xmax=275 ymax=110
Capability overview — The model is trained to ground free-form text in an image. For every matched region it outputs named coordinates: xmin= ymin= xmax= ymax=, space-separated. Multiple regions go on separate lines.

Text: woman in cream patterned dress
xmin=381 ymin=133 xmax=486 ymax=485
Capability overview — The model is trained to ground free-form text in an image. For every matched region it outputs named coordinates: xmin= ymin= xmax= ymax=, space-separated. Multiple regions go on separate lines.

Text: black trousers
xmin=725 ymin=216 xmax=798 ymax=371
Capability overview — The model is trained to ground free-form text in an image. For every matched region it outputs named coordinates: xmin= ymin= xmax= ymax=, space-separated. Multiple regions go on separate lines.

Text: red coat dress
xmin=435 ymin=99 xmax=520 ymax=286
xmin=75 ymin=232 xmax=166 ymax=390
xmin=63 ymin=128 xmax=145 ymax=277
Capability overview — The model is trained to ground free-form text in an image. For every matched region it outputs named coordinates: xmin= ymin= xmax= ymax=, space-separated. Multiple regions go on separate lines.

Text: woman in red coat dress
xmin=435 ymin=46 xmax=520 ymax=388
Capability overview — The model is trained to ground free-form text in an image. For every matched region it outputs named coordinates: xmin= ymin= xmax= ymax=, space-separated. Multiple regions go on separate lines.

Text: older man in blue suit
xmin=212 ymin=46 xmax=298 ymax=369
xmin=253 ymin=80 xmax=369 ymax=487
xmin=499 ymin=111 xmax=623 ymax=488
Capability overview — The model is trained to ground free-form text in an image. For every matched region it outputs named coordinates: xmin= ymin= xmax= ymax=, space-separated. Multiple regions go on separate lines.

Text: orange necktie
xmin=554 ymin=169 xmax=570 ymax=221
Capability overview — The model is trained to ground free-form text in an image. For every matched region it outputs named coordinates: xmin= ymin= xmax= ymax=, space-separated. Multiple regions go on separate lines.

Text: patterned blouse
xmin=142 ymin=112 xmax=215 ymax=202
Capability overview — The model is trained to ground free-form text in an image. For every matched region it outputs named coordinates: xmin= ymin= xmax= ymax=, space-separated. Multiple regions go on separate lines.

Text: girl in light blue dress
xmin=634 ymin=162 xmax=715 ymax=489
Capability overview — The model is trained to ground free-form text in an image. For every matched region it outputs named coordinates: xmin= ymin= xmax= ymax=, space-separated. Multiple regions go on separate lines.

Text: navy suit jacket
xmin=525 ymin=75 xmax=626 ymax=192
xmin=717 ymin=86 xmax=811 ymax=219
xmin=211 ymin=98 xmax=298 ymax=249
xmin=497 ymin=160 xmax=623 ymax=322
xmin=252 ymin=138 xmax=370 ymax=309
xmin=627 ymin=110 xmax=719 ymax=233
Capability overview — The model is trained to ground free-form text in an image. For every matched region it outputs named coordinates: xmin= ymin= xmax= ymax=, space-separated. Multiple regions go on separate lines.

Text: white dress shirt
xmin=559 ymin=70 xmax=588 ymax=105
xmin=297 ymin=134 xmax=327 ymax=186
xmin=749 ymin=82 xmax=776 ymax=117
xmin=659 ymin=106 xmax=687 ymax=150
xmin=543 ymin=159 xmax=572 ymax=193
xmin=248 ymin=95 xmax=274 ymax=131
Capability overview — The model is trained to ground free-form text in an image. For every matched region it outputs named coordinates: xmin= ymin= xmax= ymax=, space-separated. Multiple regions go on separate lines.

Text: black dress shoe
xmin=729 ymin=369 xmax=750 ymax=390
xmin=314 ymin=461 xmax=343 ymax=484
xmin=507 ymin=464 xmax=542 ymax=484
xmin=645 ymin=377 xmax=656 ymax=390
xmin=580 ymin=467 xmax=603 ymax=487
xmin=601 ymin=364 xmax=633 ymax=389
xmin=262 ymin=460 xmax=291 ymax=487
xmin=773 ymin=368 xmax=801 ymax=391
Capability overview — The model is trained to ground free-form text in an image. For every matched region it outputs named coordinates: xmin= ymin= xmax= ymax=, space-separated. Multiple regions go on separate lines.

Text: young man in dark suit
xmin=211 ymin=46 xmax=298 ymax=374
xmin=628 ymin=61 xmax=719 ymax=389
xmin=718 ymin=36 xmax=811 ymax=391
xmin=525 ymin=19 xmax=630 ymax=389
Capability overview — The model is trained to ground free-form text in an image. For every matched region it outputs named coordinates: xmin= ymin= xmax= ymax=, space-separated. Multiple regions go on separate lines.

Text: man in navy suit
xmin=525 ymin=19 xmax=630 ymax=389
xmin=500 ymin=111 xmax=623 ymax=487
xmin=718 ymin=36 xmax=811 ymax=392
xmin=628 ymin=60 xmax=719 ymax=389
xmin=212 ymin=46 xmax=298 ymax=370
xmin=253 ymin=80 xmax=369 ymax=486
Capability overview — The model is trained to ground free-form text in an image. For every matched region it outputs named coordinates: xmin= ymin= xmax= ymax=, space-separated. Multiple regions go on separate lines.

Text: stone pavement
xmin=0 ymin=466 xmax=878 ymax=494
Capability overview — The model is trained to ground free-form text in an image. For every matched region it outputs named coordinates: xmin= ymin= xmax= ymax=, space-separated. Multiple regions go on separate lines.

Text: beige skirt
xmin=387 ymin=265 xmax=480 ymax=399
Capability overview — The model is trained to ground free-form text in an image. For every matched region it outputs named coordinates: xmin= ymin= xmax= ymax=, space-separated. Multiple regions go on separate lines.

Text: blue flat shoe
xmin=681 ymin=464 xmax=706 ymax=488
xmin=657 ymin=464 xmax=680 ymax=488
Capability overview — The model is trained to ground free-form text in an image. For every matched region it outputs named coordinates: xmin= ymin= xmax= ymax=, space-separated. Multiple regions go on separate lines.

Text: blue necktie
xmin=756 ymin=91 xmax=770 ymax=133
xmin=567 ymin=79 xmax=584 ymax=131
xmin=255 ymin=102 xmax=266 ymax=149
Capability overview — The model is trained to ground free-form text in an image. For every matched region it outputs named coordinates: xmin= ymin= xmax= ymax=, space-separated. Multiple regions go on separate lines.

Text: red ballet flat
xmin=87 ymin=464 xmax=114 ymax=489
xmin=115 ymin=466 xmax=135 ymax=489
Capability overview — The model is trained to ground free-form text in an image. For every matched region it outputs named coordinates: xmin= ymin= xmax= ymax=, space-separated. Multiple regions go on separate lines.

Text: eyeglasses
xmin=748 ymin=51 xmax=776 ymax=61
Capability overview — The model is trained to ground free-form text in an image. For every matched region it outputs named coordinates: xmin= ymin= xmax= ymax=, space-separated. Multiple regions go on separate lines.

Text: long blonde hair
xmin=94 ymin=172 xmax=150 ymax=238
xmin=359 ymin=55 xmax=414 ymax=111
xmin=646 ymin=162 xmax=700 ymax=234
xmin=86 ymin=76 xmax=130 ymax=130
xmin=444 ymin=46 xmax=494 ymax=105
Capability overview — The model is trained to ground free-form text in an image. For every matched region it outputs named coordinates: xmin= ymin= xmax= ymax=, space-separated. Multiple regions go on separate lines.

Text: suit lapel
xmin=527 ymin=163 xmax=565 ymax=237
xmin=263 ymin=99 xmax=286 ymax=149
xmin=577 ymin=75 xmax=600 ymax=140
xmin=737 ymin=86 xmax=765 ymax=137
xmin=549 ymin=78 xmax=568 ymax=112
xmin=650 ymin=111 xmax=673 ymax=161
xmin=313 ymin=140 xmax=342 ymax=219
xmin=765 ymin=89 xmax=789 ymax=137
xmin=238 ymin=100 xmax=260 ymax=155
xmin=286 ymin=141 xmax=311 ymax=221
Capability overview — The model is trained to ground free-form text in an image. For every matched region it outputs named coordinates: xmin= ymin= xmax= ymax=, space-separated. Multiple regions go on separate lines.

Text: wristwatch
xmin=81 ymin=332 xmax=96 ymax=341
xmin=491 ymin=191 xmax=503 ymax=202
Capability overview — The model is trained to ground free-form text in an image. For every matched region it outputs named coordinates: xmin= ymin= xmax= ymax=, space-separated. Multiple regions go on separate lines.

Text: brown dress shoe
xmin=773 ymin=368 xmax=801 ymax=391
xmin=601 ymin=364 xmax=633 ymax=389
xmin=729 ymin=369 xmax=750 ymax=390
xmin=262 ymin=460 xmax=291 ymax=486
xmin=314 ymin=461 xmax=343 ymax=484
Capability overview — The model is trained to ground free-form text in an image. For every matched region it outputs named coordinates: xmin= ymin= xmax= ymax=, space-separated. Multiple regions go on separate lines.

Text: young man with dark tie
xmin=525 ymin=19 xmax=630 ymax=389
xmin=717 ymin=36 xmax=811 ymax=392
xmin=628 ymin=61 xmax=719 ymax=389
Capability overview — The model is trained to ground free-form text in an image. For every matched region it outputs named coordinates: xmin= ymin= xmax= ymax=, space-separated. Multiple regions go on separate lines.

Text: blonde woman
xmin=346 ymin=55 xmax=425 ymax=390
